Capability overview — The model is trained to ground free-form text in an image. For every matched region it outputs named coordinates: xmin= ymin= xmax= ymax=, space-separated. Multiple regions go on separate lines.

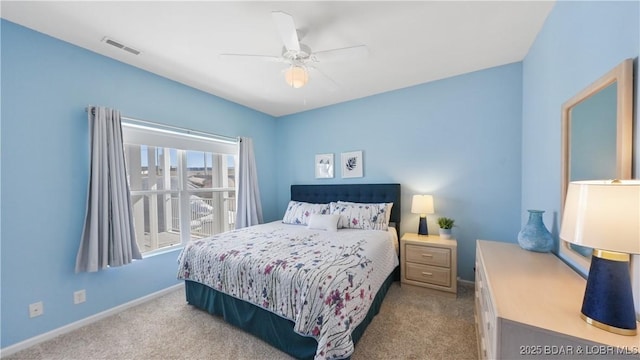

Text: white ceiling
xmin=1 ymin=1 xmax=555 ymax=117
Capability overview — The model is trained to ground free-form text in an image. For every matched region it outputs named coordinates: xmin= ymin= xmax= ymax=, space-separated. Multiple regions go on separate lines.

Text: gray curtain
xmin=235 ymin=137 xmax=263 ymax=229
xmin=76 ymin=106 xmax=142 ymax=272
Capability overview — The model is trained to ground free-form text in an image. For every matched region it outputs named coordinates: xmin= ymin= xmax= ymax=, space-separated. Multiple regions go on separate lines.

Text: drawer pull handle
xmin=421 ymin=254 xmax=434 ymax=257
xmin=421 ymin=272 xmax=433 ymax=276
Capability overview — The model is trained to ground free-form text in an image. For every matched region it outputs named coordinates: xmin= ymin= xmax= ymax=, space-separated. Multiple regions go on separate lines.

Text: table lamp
xmin=560 ymin=180 xmax=640 ymax=335
xmin=411 ymin=195 xmax=434 ymax=235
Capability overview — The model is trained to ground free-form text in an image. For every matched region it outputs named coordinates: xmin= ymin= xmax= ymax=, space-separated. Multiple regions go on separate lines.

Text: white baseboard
xmin=457 ymin=278 xmax=474 ymax=287
xmin=0 ymin=283 xmax=184 ymax=358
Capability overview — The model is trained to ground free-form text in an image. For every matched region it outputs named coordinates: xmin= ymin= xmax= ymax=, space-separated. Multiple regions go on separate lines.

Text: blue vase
xmin=517 ymin=210 xmax=553 ymax=252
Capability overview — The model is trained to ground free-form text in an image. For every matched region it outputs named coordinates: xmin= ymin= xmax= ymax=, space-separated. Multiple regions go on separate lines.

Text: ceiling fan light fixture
xmin=285 ymin=65 xmax=309 ymax=88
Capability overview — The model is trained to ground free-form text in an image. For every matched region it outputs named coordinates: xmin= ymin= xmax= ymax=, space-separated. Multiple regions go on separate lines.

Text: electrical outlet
xmin=29 ymin=301 xmax=43 ymax=318
xmin=73 ymin=290 xmax=86 ymax=304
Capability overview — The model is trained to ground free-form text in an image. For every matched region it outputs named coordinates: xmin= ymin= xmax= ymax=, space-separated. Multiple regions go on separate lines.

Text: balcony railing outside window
xmin=171 ymin=195 xmax=236 ymax=237
xmin=125 ymin=143 xmax=237 ymax=254
xmin=132 ymin=191 xmax=236 ymax=253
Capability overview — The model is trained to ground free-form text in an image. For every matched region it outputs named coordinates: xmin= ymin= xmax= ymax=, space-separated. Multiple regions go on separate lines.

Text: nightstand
xmin=400 ymin=233 xmax=457 ymax=297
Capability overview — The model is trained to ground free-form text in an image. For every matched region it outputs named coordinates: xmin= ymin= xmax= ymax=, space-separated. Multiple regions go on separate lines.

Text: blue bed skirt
xmin=184 ymin=268 xmax=397 ymax=360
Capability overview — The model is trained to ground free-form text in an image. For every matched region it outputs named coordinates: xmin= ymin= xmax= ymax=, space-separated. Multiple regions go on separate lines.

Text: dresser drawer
xmin=405 ymin=262 xmax=451 ymax=287
xmin=481 ymin=295 xmax=496 ymax=359
xmin=405 ymin=244 xmax=450 ymax=267
xmin=475 ymin=295 xmax=489 ymax=360
xmin=476 ymin=254 xmax=496 ymax=359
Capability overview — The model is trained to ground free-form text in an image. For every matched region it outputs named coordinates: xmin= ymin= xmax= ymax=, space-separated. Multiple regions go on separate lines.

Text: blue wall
xmin=276 ymin=63 xmax=524 ymax=282
xmin=3 ymin=0 xmax=639 ymax=350
xmin=0 ymin=20 xmax=278 ymax=348
xmin=521 ymin=0 xmax=639 ymax=315
xmin=521 ymin=1 xmax=639 ymax=257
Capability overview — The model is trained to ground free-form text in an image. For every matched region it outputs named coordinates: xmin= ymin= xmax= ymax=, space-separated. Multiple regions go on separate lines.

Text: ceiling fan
xmin=220 ymin=11 xmax=368 ymax=89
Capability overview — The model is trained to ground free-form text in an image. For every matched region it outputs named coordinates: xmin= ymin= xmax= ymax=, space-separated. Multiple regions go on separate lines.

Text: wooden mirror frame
xmin=560 ymin=58 xmax=634 ymax=273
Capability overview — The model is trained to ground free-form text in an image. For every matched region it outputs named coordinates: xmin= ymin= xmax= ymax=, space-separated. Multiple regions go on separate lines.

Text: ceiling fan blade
xmin=272 ymin=11 xmax=300 ymax=52
xmin=219 ymin=54 xmax=283 ymax=63
xmin=308 ymin=65 xmax=338 ymax=92
xmin=313 ymin=45 xmax=369 ymax=63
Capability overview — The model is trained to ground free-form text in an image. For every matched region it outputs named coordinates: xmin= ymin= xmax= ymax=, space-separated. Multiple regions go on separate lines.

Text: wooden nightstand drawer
xmin=400 ymin=233 xmax=457 ymax=296
xmin=405 ymin=262 xmax=451 ymax=287
xmin=405 ymin=244 xmax=450 ymax=267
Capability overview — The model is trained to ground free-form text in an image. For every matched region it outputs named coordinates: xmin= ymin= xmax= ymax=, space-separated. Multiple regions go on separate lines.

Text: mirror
xmin=560 ymin=58 xmax=633 ymax=272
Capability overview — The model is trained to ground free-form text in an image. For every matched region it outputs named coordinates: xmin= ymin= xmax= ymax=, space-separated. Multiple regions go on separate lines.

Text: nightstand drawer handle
xmin=421 ymin=272 xmax=433 ymax=276
xmin=421 ymin=254 xmax=433 ymax=257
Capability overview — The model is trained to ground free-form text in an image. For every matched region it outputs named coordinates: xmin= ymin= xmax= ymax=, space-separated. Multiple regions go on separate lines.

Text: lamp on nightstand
xmin=560 ymin=180 xmax=640 ymax=336
xmin=411 ymin=194 xmax=434 ymax=235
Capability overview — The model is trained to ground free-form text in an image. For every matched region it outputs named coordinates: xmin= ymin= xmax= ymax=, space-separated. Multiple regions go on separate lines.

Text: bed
xmin=177 ymin=183 xmax=401 ymax=360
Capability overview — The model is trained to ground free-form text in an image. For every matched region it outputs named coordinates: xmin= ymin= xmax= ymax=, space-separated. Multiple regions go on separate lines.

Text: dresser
xmin=475 ymin=240 xmax=640 ymax=359
xmin=400 ymin=233 xmax=457 ymax=297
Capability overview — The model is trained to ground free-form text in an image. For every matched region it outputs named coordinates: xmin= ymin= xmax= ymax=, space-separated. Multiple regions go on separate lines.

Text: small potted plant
xmin=437 ymin=217 xmax=455 ymax=239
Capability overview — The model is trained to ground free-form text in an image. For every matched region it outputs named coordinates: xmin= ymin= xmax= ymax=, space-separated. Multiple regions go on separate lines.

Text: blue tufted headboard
xmin=290 ymin=183 xmax=401 ymax=237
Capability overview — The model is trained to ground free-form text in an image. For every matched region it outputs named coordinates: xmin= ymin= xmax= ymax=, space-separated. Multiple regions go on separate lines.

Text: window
xmin=122 ymin=122 xmax=238 ymax=254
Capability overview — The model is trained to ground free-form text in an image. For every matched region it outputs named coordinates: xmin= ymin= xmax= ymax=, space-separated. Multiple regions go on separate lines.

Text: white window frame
xmin=122 ymin=121 xmax=238 ymax=256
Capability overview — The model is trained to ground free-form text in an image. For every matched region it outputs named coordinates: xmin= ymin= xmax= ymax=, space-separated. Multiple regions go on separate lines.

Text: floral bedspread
xmin=177 ymin=221 xmax=398 ymax=360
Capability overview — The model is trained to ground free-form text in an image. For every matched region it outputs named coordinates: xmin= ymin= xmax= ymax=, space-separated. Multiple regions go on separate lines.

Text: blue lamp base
xmin=418 ymin=216 xmax=428 ymax=235
xmin=580 ymin=250 xmax=637 ymax=336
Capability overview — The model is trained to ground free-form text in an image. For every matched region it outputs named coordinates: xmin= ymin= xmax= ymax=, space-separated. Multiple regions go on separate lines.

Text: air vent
xmin=101 ymin=37 xmax=141 ymax=56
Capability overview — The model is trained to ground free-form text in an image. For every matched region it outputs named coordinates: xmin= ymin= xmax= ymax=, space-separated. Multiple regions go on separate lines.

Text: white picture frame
xmin=341 ymin=151 xmax=363 ymax=178
xmin=315 ymin=153 xmax=334 ymax=178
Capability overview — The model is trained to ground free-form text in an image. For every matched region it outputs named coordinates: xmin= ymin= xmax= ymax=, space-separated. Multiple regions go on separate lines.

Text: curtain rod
xmin=85 ymin=107 xmax=238 ymax=143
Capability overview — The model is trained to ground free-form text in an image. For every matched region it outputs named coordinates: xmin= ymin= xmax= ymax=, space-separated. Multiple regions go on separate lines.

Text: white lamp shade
xmin=560 ymin=180 xmax=640 ymax=254
xmin=411 ymin=195 xmax=435 ymax=215
xmin=284 ymin=66 xmax=308 ymax=88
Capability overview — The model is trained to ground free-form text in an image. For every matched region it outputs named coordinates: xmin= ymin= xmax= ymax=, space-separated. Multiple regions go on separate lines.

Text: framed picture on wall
xmin=315 ymin=153 xmax=334 ymax=178
xmin=341 ymin=151 xmax=363 ymax=178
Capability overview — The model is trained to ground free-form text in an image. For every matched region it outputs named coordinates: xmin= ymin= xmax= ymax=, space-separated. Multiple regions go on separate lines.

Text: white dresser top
xmin=477 ymin=240 xmax=640 ymax=348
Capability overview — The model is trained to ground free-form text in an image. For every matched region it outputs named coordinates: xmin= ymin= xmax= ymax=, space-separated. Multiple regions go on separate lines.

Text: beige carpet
xmin=5 ymin=282 xmax=478 ymax=360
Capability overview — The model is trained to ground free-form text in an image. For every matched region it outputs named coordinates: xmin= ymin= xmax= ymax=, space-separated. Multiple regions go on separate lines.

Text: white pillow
xmin=282 ymin=201 xmax=330 ymax=225
xmin=307 ymin=214 xmax=340 ymax=232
